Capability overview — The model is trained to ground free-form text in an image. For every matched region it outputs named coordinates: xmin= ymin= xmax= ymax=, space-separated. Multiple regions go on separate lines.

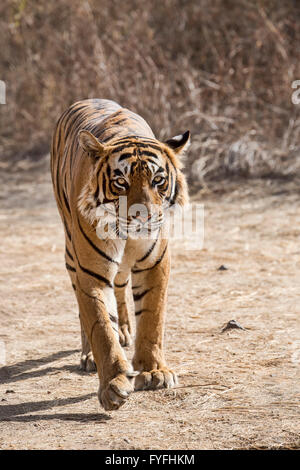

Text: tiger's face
xmin=78 ymin=131 xmax=190 ymax=238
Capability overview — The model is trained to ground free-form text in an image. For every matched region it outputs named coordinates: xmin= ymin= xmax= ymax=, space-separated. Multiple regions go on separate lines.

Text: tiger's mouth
xmin=126 ymin=212 xmax=164 ymax=237
xmin=95 ymin=203 xmax=164 ymax=239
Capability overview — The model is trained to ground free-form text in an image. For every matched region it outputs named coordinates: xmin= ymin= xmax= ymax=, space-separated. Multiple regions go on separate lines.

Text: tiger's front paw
xmin=119 ymin=323 xmax=133 ymax=347
xmin=98 ymin=370 xmax=138 ymax=411
xmin=135 ymin=367 xmax=178 ymax=391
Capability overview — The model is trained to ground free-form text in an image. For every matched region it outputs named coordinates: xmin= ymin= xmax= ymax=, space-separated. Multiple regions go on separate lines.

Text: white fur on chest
xmin=119 ymin=236 xmax=159 ymax=272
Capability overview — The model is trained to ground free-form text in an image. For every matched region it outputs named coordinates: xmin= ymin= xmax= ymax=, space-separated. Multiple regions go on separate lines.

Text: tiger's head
xmin=78 ymin=131 xmax=190 ymax=239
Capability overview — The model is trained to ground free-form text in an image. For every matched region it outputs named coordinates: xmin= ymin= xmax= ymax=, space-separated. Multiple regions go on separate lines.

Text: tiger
xmin=50 ymin=99 xmax=190 ymax=411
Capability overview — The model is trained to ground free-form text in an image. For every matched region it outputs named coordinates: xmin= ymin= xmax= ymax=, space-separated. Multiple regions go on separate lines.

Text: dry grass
xmin=0 ymin=158 xmax=299 ymax=449
xmin=1 ymin=0 xmax=300 ymax=188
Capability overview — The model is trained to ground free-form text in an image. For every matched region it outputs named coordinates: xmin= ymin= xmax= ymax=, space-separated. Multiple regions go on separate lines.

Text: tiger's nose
xmin=134 ymin=212 xmax=151 ymax=223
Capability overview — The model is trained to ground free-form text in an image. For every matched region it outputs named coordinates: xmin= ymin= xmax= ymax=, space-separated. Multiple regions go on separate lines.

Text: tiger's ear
xmin=165 ymin=130 xmax=190 ymax=155
xmin=78 ymin=130 xmax=106 ymax=157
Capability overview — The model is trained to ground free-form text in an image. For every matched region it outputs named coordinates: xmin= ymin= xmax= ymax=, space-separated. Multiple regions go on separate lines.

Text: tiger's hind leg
xmin=66 ymin=247 xmax=96 ymax=372
xmin=79 ymin=314 xmax=97 ymax=372
xmin=114 ymin=272 xmax=133 ymax=347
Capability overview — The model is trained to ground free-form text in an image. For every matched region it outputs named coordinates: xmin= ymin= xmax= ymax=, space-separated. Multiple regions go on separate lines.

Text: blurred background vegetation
xmin=1 ymin=0 xmax=300 ymax=190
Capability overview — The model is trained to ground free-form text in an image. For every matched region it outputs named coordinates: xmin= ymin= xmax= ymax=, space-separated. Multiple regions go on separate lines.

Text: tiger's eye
xmin=116 ymin=177 xmax=126 ymax=186
xmin=153 ymin=175 xmax=165 ymax=185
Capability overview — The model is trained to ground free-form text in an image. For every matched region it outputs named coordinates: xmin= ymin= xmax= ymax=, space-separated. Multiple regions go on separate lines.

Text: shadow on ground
xmin=0 ymin=349 xmax=109 ymax=423
xmin=0 ymin=349 xmax=86 ymax=384
xmin=0 ymin=393 xmax=110 ymax=423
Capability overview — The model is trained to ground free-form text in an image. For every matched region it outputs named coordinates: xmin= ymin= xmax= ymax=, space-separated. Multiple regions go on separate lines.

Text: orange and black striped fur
xmin=51 ymin=99 xmax=190 ymax=410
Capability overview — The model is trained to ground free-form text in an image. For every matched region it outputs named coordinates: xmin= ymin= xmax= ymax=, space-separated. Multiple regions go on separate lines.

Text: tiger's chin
xmin=95 ymin=221 xmax=162 ymax=241
xmin=127 ymin=225 xmax=161 ymax=240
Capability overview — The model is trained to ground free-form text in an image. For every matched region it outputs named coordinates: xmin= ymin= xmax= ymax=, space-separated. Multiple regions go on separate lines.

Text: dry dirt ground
xmin=0 ymin=156 xmax=299 ymax=450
